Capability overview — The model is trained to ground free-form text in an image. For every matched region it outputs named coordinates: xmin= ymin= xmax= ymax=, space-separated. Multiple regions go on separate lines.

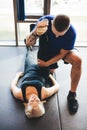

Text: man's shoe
xmin=67 ymin=91 xmax=79 ymax=114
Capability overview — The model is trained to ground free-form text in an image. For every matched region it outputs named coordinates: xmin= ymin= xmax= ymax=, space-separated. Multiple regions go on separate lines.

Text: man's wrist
xmin=45 ymin=61 xmax=50 ymax=67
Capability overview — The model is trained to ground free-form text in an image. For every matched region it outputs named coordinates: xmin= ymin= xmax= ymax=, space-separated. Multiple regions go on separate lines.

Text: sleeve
xmin=37 ymin=15 xmax=54 ymax=22
xmin=63 ymin=25 xmax=76 ymax=50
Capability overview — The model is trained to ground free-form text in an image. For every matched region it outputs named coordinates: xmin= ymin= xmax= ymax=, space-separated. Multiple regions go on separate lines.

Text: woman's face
xmin=29 ymin=94 xmax=41 ymax=108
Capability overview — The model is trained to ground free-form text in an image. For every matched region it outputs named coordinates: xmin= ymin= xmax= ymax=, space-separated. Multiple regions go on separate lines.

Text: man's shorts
xmin=49 ymin=60 xmax=69 ymax=70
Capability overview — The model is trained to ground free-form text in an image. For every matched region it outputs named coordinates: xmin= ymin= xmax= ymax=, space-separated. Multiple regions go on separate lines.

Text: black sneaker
xmin=67 ymin=91 xmax=79 ymax=114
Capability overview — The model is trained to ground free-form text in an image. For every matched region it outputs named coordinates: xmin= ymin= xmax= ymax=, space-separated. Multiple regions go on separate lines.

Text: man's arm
xmin=10 ymin=72 xmax=23 ymax=100
xmin=42 ymin=74 xmax=59 ymax=99
xmin=38 ymin=48 xmax=69 ymax=67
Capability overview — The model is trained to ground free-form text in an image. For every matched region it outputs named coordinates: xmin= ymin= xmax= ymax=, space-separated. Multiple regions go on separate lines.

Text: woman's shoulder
xmin=41 ymin=86 xmax=50 ymax=100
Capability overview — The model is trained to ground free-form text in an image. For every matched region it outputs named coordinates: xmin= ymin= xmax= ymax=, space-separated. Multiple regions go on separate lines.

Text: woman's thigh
xmin=24 ymin=50 xmax=35 ymax=73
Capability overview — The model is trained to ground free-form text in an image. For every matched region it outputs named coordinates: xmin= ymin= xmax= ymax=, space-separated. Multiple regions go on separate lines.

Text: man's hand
xmin=37 ymin=59 xmax=48 ymax=67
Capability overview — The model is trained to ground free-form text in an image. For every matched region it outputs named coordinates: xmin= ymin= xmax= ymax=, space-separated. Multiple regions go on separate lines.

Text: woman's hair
xmin=25 ymin=101 xmax=45 ymax=118
xmin=53 ymin=14 xmax=70 ymax=32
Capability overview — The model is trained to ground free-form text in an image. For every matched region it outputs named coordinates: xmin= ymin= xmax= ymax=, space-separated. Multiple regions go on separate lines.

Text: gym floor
xmin=0 ymin=46 xmax=87 ymax=130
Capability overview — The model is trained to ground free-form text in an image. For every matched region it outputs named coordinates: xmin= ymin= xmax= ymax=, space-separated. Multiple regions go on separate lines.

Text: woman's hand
xmin=37 ymin=19 xmax=48 ymax=27
xmin=36 ymin=19 xmax=48 ymax=36
xmin=16 ymin=72 xmax=24 ymax=78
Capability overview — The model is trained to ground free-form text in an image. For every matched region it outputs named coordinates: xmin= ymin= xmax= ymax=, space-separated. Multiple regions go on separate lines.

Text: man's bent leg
xmin=64 ymin=50 xmax=82 ymax=114
xmin=64 ymin=51 xmax=82 ymax=92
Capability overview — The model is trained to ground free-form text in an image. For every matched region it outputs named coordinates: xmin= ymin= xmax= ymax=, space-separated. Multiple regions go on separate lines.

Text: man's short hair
xmin=53 ymin=14 xmax=70 ymax=32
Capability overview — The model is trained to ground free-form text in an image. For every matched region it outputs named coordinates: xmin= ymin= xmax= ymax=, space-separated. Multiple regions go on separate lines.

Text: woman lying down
xmin=10 ymin=49 xmax=59 ymax=119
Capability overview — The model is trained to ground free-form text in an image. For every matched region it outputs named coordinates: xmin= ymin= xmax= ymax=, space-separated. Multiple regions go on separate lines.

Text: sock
xmin=68 ymin=91 xmax=76 ymax=97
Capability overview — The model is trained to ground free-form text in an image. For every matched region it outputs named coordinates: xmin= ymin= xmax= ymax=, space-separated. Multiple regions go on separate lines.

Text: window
xmin=25 ymin=0 xmax=44 ymax=16
xmin=16 ymin=0 xmax=44 ymax=46
xmin=50 ymin=0 xmax=87 ymax=46
xmin=0 ymin=0 xmax=15 ymax=45
xmin=14 ymin=0 xmax=87 ymax=46
xmin=15 ymin=0 xmax=50 ymax=46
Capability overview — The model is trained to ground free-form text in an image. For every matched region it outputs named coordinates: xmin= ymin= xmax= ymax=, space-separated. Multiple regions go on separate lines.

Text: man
xmin=25 ymin=14 xmax=82 ymax=114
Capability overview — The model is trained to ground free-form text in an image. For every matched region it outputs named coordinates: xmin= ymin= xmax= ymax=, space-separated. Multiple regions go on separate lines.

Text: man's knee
xmin=75 ymin=56 xmax=82 ymax=68
xmin=64 ymin=50 xmax=82 ymax=67
xmin=71 ymin=55 xmax=82 ymax=70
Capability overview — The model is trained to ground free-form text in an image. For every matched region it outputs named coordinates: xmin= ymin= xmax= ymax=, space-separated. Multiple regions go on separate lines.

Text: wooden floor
xmin=0 ymin=46 xmax=87 ymax=130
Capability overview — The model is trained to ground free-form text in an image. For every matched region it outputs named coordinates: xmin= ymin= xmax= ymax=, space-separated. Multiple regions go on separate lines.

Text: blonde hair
xmin=25 ymin=101 xmax=46 ymax=118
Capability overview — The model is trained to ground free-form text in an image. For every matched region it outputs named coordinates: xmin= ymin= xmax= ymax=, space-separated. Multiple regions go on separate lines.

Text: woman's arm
xmin=10 ymin=72 xmax=23 ymax=100
xmin=41 ymin=74 xmax=59 ymax=99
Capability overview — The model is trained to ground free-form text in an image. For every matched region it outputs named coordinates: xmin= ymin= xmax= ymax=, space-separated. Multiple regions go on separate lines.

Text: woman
xmin=10 ymin=48 xmax=59 ymax=118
